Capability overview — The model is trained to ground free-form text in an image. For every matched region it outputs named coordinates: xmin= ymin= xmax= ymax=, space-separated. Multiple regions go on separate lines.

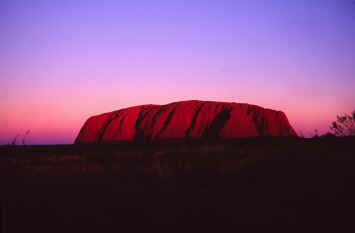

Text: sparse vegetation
xmin=9 ymin=134 xmax=20 ymax=146
xmin=8 ymin=130 xmax=31 ymax=146
xmin=22 ymin=130 xmax=31 ymax=146
xmin=1 ymin=136 xmax=355 ymax=229
xmin=329 ymin=110 xmax=355 ymax=136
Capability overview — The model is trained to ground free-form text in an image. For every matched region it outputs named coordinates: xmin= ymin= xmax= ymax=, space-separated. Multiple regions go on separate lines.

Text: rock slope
xmin=75 ymin=100 xmax=297 ymax=143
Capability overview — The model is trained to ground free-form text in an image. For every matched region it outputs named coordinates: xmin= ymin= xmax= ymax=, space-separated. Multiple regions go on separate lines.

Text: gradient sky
xmin=1 ymin=0 xmax=355 ymax=144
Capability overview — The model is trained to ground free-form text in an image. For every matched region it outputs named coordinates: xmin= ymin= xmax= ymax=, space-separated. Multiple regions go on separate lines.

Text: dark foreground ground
xmin=0 ymin=136 xmax=355 ymax=231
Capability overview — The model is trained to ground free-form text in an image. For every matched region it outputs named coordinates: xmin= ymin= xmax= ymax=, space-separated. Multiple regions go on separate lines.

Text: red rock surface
xmin=75 ymin=100 xmax=297 ymax=143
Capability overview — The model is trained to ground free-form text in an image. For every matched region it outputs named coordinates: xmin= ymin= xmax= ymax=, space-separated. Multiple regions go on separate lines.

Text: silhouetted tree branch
xmin=22 ymin=130 xmax=31 ymax=146
xmin=329 ymin=110 xmax=355 ymax=136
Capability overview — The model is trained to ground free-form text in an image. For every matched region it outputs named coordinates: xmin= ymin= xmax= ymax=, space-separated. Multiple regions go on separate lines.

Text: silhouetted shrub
xmin=8 ymin=130 xmax=31 ymax=146
xmin=329 ymin=110 xmax=355 ymax=136
xmin=320 ymin=132 xmax=336 ymax=138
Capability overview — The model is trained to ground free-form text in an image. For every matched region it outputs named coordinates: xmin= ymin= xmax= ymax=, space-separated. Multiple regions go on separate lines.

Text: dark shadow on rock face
xmin=98 ymin=113 xmax=120 ymax=143
xmin=76 ymin=100 xmax=297 ymax=144
xmin=203 ymin=107 xmax=231 ymax=140
xmin=155 ymin=106 xmax=177 ymax=139
xmin=134 ymin=109 xmax=151 ymax=143
xmin=185 ymin=103 xmax=205 ymax=138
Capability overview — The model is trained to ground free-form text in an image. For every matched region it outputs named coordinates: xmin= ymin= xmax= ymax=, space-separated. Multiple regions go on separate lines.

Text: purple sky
xmin=1 ymin=0 xmax=355 ymax=144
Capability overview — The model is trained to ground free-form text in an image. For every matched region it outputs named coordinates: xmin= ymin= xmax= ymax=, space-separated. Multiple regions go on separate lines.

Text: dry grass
xmin=0 ymin=136 xmax=355 ymax=230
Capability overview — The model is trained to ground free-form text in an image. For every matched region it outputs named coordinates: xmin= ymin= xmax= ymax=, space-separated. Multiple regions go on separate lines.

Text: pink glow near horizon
xmin=1 ymin=81 xmax=351 ymax=144
xmin=1 ymin=0 xmax=354 ymax=144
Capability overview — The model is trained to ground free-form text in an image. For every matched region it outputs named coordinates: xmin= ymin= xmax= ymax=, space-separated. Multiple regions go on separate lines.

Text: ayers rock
xmin=75 ymin=100 xmax=297 ymax=144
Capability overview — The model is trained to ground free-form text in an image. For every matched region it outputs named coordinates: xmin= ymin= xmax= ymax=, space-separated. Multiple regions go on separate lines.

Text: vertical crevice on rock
xmin=135 ymin=107 xmax=152 ymax=143
xmin=151 ymin=106 xmax=168 ymax=128
xmin=248 ymin=106 xmax=265 ymax=136
xmin=155 ymin=106 xmax=177 ymax=139
xmin=98 ymin=112 xmax=121 ymax=143
xmin=76 ymin=101 xmax=298 ymax=144
xmin=203 ymin=105 xmax=231 ymax=140
xmin=118 ymin=113 xmax=128 ymax=136
xmin=185 ymin=102 xmax=206 ymax=138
